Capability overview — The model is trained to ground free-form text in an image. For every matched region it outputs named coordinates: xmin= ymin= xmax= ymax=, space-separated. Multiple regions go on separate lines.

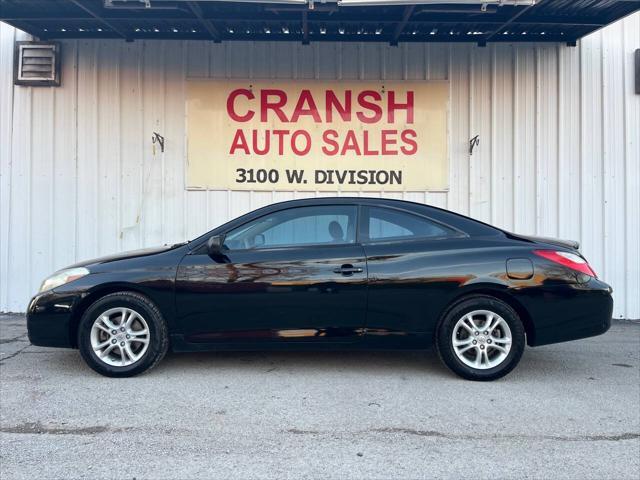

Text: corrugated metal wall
xmin=1 ymin=14 xmax=639 ymax=317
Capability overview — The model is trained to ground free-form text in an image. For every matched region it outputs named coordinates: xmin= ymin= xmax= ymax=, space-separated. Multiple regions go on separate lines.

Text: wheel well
xmin=437 ymin=288 xmax=536 ymax=346
xmin=68 ymin=285 xmax=149 ymax=348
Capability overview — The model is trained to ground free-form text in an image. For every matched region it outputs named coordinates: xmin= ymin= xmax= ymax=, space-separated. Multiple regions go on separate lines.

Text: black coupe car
xmin=27 ymin=197 xmax=612 ymax=380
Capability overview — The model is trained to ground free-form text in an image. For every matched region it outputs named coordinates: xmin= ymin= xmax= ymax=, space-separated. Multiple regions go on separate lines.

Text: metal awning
xmin=1 ymin=0 xmax=638 ymax=45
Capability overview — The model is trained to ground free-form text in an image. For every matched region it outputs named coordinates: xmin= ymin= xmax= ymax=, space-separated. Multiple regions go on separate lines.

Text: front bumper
xmin=27 ymin=290 xmax=82 ymax=348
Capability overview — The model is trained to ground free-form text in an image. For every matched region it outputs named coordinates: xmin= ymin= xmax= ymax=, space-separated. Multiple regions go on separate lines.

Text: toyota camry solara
xmin=27 ymin=197 xmax=613 ymax=380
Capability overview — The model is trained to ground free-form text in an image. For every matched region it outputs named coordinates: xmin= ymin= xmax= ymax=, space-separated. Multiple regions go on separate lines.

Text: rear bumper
xmin=27 ymin=290 xmax=81 ymax=348
xmin=518 ymin=278 xmax=613 ymax=347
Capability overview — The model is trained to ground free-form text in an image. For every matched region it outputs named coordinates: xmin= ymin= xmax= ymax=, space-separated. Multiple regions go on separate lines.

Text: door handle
xmin=333 ymin=264 xmax=364 ymax=276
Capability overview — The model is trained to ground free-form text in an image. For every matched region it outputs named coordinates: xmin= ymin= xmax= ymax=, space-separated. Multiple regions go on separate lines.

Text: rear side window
xmin=365 ymin=207 xmax=456 ymax=241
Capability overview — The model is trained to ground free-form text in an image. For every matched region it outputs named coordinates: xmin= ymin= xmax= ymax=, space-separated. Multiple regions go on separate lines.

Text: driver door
xmin=174 ymin=204 xmax=368 ymax=345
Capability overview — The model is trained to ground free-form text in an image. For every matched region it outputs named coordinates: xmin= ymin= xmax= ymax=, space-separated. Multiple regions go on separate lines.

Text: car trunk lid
xmin=510 ymin=234 xmax=580 ymax=251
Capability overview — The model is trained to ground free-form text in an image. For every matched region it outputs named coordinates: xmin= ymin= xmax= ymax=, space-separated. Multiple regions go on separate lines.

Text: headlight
xmin=39 ymin=267 xmax=89 ymax=293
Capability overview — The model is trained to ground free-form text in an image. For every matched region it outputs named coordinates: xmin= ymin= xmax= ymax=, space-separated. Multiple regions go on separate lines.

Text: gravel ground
xmin=1 ymin=313 xmax=639 ymax=480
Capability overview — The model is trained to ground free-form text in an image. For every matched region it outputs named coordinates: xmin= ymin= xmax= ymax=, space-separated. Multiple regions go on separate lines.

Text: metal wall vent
xmin=13 ymin=42 xmax=61 ymax=87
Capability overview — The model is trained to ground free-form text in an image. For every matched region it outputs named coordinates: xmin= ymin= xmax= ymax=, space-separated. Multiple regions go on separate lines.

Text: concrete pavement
xmin=1 ymin=313 xmax=639 ymax=479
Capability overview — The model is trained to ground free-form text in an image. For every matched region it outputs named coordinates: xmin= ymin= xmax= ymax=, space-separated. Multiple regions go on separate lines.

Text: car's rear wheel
xmin=78 ymin=292 xmax=168 ymax=377
xmin=436 ymin=295 xmax=525 ymax=381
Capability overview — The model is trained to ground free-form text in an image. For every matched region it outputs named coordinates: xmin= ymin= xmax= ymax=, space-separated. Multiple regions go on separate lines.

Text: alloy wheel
xmin=90 ymin=307 xmax=150 ymax=367
xmin=451 ymin=310 xmax=512 ymax=370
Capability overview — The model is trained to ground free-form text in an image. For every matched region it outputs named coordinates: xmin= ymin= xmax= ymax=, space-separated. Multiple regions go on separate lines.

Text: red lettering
xmin=363 ymin=131 xmax=379 ymax=156
xmin=322 ymin=130 xmax=340 ymax=156
xmin=226 ymin=89 xmax=255 ymax=122
xmin=356 ymin=91 xmax=383 ymax=124
xmin=340 ymin=130 xmax=362 ymax=156
xmin=229 ymin=88 xmax=418 ymax=125
xmin=261 ymin=89 xmax=289 ymax=122
xmin=388 ymin=91 xmax=414 ymax=124
xmin=325 ymin=91 xmax=352 ymax=122
xmin=291 ymin=130 xmax=311 ymax=156
xmin=252 ymin=130 xmax=270 ymax=155
xmin=291 ymin=90 xmax=322 ymax=123
xmin=272 ymin=129 xmax=289 ymax=155
xmin=400 ymin=129 xmax=418 ymax=155
xmin=229 ymin=129 xmax=250 ymax=154
xmin=381 ymin=130 xmax=398 ymax=155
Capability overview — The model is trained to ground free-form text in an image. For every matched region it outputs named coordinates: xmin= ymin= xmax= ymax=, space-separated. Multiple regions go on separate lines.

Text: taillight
xmin=533 ymin=250 xmax=597 ymax=277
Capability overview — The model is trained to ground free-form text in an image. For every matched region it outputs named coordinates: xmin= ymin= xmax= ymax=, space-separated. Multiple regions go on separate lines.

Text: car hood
xmin=67 ymin=244 xmax=184 ymax=269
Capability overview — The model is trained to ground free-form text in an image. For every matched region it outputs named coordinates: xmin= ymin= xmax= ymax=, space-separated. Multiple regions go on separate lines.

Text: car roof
xmin=248 ymin=196 xmax=418 ymax=211
xmin=257 ymin=196 xmax=414 ymax=207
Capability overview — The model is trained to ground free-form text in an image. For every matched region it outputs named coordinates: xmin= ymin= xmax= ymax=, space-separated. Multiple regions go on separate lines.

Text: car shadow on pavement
xmin=7 ymin=342 xmax=615 ymax=382
xmin=3 ymin=347 xmax=452 ymax=379
xmin=152 ymin=349 xmax=456 ymax=379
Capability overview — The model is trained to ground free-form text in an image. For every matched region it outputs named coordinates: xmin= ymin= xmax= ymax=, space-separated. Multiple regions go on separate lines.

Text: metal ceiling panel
xmin=0 ymin=0 xmax=638 ymax=44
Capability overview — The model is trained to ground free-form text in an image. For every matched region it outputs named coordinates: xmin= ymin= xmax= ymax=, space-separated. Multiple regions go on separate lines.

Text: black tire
xmin=435 ymin=295 xmax=525 ymax=381
xmin=78 ymin=291 xmax=169 ymax=377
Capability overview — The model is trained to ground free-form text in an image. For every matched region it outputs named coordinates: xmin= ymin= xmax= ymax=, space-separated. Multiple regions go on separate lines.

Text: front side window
xmin=224 ymin=205 xmax=357 ymax=249
xmin=365 ymin=207 xmax=455 ymax=241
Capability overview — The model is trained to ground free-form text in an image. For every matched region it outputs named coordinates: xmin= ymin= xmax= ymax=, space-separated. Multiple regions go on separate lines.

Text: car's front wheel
xmin=436 ymin=295 xmax=525 ymax=381
xmin=78 ymin=292 xmax=169 ymax=377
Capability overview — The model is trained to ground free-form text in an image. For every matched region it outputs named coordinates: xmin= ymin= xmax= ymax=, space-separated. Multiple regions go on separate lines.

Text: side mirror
xmin=206 ymin=234 xmax=226 ymax=257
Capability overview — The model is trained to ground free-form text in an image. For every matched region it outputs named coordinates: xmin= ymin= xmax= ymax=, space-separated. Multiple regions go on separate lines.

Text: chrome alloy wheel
xmin=452 ymin=310 xmax=512 ymax=370
xmin=90 ymin=307 xmax=150 ymax=367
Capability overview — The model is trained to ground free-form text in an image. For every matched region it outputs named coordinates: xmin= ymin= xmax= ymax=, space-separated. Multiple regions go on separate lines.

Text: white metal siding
xmin=1 ymin=14 xmax=639 ymax=317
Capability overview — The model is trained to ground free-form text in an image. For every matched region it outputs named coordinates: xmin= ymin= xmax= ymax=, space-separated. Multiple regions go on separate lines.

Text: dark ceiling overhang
xmin=1 ymin=0 xmax=639 ymax=46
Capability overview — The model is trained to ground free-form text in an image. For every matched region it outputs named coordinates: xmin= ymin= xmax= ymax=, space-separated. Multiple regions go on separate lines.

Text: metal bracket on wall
xmin=469 ymin=135 xmax=480 ymax=155
xmin=152 ymin=132 xmax=165 ymax=153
